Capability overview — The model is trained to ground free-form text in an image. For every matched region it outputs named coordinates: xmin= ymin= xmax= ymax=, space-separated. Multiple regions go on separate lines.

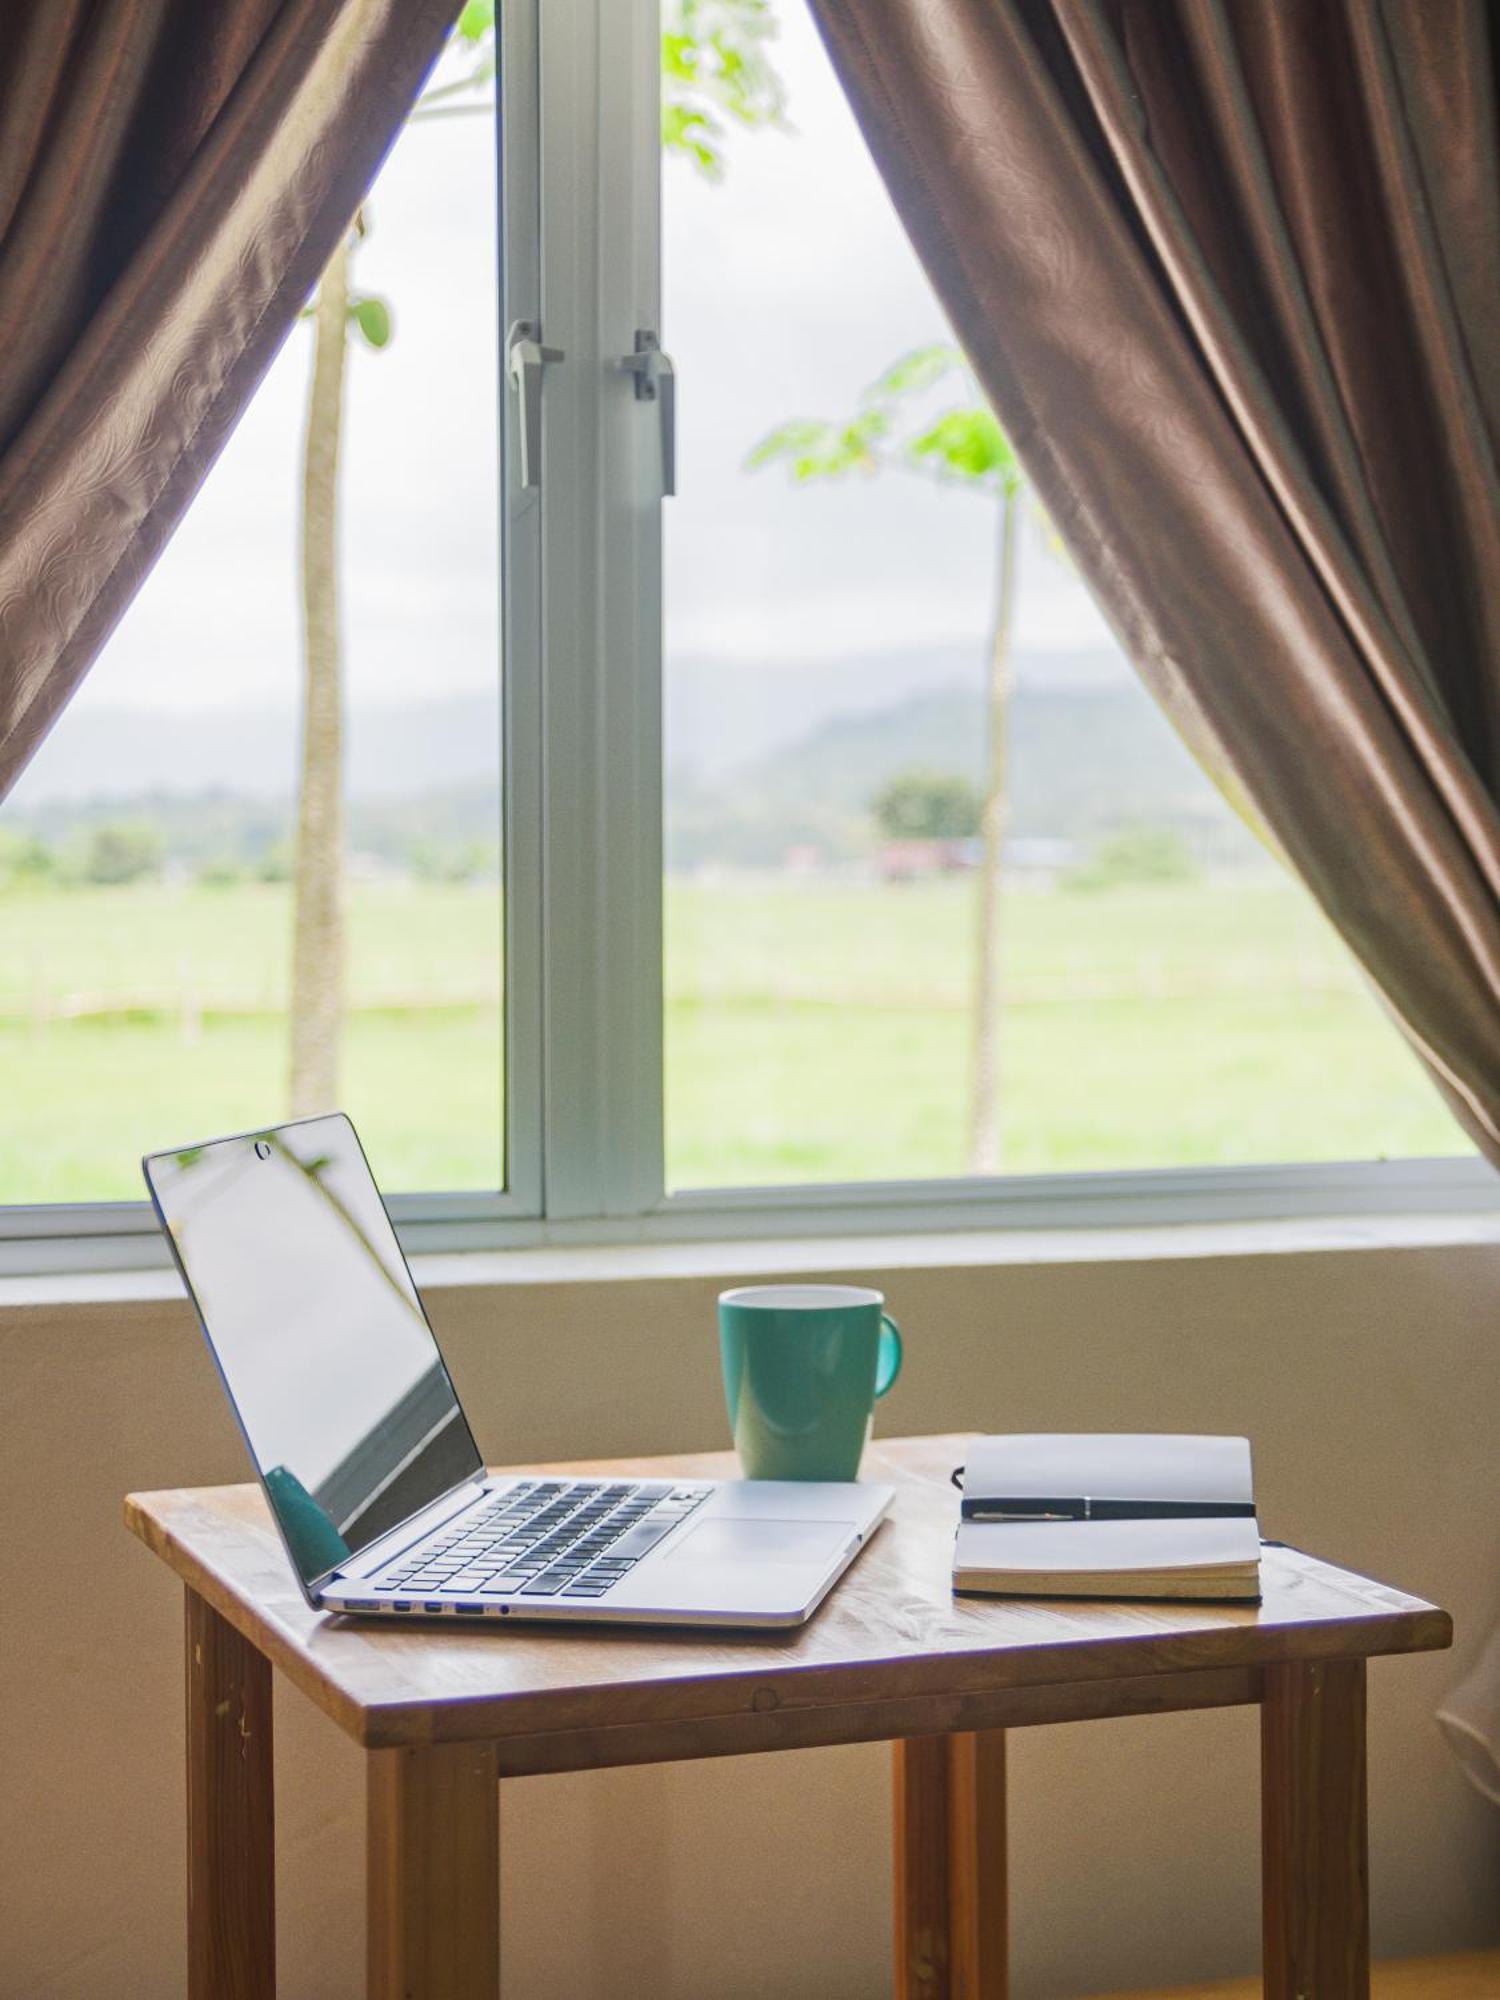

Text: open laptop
xmin=143 ymin=1112 xmax=893 ymax=1629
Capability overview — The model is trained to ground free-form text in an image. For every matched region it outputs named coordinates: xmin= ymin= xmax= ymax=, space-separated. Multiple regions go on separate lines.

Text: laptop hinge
xmin=325 ymin=1475 xmax=491 ymax=1585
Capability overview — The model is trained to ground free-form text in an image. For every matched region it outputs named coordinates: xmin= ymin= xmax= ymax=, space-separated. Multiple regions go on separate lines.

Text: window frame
xmin=0 ymin=0 xmax=1494 ymax=1280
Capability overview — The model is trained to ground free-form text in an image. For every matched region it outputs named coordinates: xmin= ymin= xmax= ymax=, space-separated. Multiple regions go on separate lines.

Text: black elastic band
xmin=960 ymin=1496 xmax=1257 ymax=1523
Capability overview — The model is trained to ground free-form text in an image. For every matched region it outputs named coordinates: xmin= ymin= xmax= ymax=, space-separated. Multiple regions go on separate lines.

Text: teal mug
xmin=718 ymin=1284 xmax=903 ymax=1481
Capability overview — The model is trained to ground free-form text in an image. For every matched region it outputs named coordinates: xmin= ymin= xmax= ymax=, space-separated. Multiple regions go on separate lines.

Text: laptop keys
xmin=375 ymin=1479 xmax=713 ymax=1604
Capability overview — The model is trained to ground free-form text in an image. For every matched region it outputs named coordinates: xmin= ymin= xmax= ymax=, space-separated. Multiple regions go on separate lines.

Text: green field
xmin=0 ymin=874 xmax=1463 ymax=1203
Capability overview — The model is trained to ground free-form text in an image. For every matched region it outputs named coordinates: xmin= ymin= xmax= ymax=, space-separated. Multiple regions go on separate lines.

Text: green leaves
xmin=349 ymin=295 xmax=392 ymax=350
xmin=865 ymin=344 xmax=958 ymax=402
xmin=748 ymin=342 xmax=1028 ymax=498
xmin=661 ymin=101 xmax=721 ymax=179
xmin=907 ymin=408 xmax=1021 ymax=491
xmin=747 ymin=408 xmax=890 ymax=481
xmin=662 ymin=0 xmax=788 ymax=181
xmin=455 ymin=0 xmax=494 ymax=45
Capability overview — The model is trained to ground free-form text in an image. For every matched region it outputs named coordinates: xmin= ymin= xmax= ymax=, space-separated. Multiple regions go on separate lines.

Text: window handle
xmin=506 ymin=320 xmax=564 ymax=491
xmin=620 ymin=330 xmax=676 ymax=497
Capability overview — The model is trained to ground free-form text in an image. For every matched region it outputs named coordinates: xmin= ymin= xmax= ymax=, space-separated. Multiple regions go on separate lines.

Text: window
xmin=0 ymin=0 xmax=1485 ymax=1272
xmin=657 ymin=0 xmax=1468 ymax=1193
xmin=0 ymin=32 xmax=510 ymax=1222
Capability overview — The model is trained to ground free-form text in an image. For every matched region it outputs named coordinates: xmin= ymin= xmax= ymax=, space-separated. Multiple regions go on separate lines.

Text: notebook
xmin=952 ymin=1434 xmax=1261 ymax=1601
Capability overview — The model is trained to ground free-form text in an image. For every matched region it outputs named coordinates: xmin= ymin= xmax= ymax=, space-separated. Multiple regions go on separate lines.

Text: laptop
xmin=143 ymin=1112 xmax=893 ymax=1629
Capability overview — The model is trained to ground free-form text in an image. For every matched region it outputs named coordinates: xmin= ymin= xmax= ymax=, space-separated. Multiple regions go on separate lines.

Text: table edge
xmin=124 ymin=1488 xmax=1452 ymax=1753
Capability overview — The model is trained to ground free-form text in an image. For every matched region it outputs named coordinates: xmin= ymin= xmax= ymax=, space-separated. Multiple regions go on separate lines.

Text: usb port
xmin=454 ymin=1603 xmax=484 ymax=1615
xmin=390 ymin=1601 xmax=411 ymax=1612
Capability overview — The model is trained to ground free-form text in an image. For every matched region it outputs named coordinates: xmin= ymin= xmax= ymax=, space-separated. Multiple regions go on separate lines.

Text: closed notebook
xmin=952 ymin=1434 xmax=1261 ymax=1601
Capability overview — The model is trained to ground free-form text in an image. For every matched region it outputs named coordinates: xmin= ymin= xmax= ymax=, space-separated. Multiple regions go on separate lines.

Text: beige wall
xmin=4 ymin=1234 xmax=1499 ymax=1997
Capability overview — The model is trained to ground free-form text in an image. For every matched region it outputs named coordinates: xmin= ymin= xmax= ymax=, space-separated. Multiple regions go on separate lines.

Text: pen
xmin=960 ymin=1497 xmax=1257 ymax=1522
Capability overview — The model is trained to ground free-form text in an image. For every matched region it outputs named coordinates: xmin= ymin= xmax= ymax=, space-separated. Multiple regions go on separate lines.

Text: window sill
xmin=4 ymin=1206 xmax=1500 ymax=1316
xmin=3 ymin=1154 xmax=1495 ymax=1281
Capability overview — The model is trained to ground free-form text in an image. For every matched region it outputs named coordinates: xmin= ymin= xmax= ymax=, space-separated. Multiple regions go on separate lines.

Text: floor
xmin=1106 ymin=1951 xmax=1500 ymax=1999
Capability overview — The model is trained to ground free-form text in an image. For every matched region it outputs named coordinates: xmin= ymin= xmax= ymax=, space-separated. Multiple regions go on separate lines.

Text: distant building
xmin=877 ymin=837 xmax=977 ymax=882
xmin=877 ymin=835 xmax=1077 ymax=885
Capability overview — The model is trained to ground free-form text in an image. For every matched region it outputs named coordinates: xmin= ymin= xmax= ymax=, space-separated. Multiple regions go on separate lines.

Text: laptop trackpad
xmin=664 ymin=1517 xmax=850 ymax=1567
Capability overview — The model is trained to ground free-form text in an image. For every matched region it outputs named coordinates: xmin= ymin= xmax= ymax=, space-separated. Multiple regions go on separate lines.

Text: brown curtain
xmin=807 ymin=0 xmax=1500 ymax=1161
xmin=0 ymin=0 xmax=460 ymax=798
xmin=807 ymin=0 xmax=1500 ymax=1799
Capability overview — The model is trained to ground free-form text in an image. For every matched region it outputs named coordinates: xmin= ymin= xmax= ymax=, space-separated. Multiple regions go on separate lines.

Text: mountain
xmin=7 ymin=644 xmax=1124 ymax=806
xmin=668 ymin=680 xmax=1259 ymax=869
xmin=5 ymin=695 xmax=500 ymax=807
xmin=666 ymin=644 xmax=1128 ymax=780
xmin=3 ymin=659 xmax=1260 ymax=876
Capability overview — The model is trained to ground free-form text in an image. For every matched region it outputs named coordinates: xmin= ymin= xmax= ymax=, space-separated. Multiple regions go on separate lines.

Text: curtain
xmin=0 ymin=0 xmax=459 ymax=798
xmin=806 ymin=0 xmax=1500 ymax=1795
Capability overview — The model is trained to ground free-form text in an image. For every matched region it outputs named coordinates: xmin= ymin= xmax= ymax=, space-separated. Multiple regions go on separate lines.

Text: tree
xmin=0 ymin=829 xmax=55 ymax=887
xmin=73 ymin=822 xmax=163 ymax=887
xmin=286 ymin=0 xmax=782 ymax=1118
xmin=872 ymin=769 xmax=981 ymax=843
xmin=751 ymin=346 xmax=1041 ymax=1172
xmin=287 ymin=6 xmax=489 ymax=1119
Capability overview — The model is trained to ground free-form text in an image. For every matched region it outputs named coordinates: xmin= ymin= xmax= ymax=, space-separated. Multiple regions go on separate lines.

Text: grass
xmin=665 ymin=877 xmax=1463 ymax=1183
xmin=0 ymin=1009 xmax=503 ymax=1202
xmin=0 ymin=873 xmax=1464 ymax=1203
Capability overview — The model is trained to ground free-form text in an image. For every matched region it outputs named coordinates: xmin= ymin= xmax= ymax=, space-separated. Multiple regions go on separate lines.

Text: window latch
xmin=506 ymin=320 xmax=564 ymax=491
xmin=620 ymin=330 xmax=676 ymax=497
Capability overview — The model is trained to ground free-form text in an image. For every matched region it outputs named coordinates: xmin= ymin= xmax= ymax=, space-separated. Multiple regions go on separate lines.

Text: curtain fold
xmin=806 ymin=0 xmax=1500 ymax=1784
xmin=0 ymin=0 xmax=459 ymax=798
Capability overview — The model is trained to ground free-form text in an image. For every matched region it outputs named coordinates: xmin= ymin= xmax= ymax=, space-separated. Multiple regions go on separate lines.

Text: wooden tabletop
xmin=126 ymin=1435 xmax=1450 ymax=1768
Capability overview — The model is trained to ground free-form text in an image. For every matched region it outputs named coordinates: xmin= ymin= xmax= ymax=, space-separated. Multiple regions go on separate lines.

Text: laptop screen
xmin=145 ymin=1113 xmax=483 ymax=1588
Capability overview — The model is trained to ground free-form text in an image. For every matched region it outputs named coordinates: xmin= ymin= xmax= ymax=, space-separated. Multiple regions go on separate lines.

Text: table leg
xmin=367 ymin=1741 xmax=500 ymax=1999
xmin=185 ymin=1586 xmax=275 ymax=1999
xmin=894 ymin=1732 xmax=1008 ymax=2000
xmin=1262 ymin=1659 xmax=1370 ymax=1999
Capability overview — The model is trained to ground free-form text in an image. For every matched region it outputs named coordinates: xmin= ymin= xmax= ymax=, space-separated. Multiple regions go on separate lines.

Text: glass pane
xmin=660 ymin=2 xmax=1466 ymax=1189
xmin=0 ymin=35 xmax=501 ymax=1204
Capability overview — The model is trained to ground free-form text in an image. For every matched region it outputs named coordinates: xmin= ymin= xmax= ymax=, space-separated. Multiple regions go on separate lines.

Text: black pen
xmin=961 ymin=1497 xmax=1257 ymax=1523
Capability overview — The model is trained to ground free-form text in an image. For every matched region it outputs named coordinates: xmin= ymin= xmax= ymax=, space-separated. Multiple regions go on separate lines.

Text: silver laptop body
xmin=143 ymin=1113 xmax=892 ymax=1630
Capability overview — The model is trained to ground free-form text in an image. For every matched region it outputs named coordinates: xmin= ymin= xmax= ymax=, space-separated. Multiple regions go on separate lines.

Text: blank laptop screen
xmin=145 ymin=1113 xmax=483 ymax=1587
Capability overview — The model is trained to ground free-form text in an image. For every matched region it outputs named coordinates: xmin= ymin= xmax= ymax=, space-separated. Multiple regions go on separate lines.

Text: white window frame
xmin=1 ymin=0 xmax=1494 ymax=1278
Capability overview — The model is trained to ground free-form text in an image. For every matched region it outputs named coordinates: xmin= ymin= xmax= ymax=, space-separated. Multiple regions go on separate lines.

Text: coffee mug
xmin=718 ymin=1284 xmax=903 ymax=1481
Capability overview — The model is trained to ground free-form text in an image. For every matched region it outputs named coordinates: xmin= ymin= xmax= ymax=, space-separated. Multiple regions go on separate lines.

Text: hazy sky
xmin=663 ymin=4 xmax=1118 ymax=672
xmin=34 ymin=3 xmax=1122 ymax=753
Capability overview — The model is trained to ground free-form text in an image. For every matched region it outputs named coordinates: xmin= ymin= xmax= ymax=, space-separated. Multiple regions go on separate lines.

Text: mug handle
xmin=875 ymin=1313 xmax=903 ymax=1398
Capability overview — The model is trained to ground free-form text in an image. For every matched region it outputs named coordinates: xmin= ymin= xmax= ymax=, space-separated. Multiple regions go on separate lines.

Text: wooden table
xmin=126 ymin=1435 xmax=1451 ymax=2000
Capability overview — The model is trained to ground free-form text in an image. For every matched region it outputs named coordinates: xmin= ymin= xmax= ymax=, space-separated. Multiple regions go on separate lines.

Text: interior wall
xmin=3 ymin=1237 xmax=1498 ymax=1998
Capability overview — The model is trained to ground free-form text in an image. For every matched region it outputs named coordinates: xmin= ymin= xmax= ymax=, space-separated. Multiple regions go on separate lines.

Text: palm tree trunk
xmin=967 ymin=487 xmax=1019 ymax=1174
xmin=289 ymin=234 xmax=351 ymax=1117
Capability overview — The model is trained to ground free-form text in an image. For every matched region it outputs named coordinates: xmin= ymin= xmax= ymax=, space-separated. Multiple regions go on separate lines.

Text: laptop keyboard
xmin=376 ymin=1478 xmax=712 ymax=1607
